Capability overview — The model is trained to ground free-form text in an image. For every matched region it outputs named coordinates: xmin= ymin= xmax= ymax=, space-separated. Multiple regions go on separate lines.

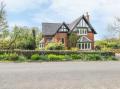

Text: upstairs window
xmin=61 ymin=38 xmax=64 ymax=44
xmin=77 ymin=28 xmax=87 ymax=35
xmin=59 ymin=25 xmax=68 ymax=32
xmin=47 ymin=38 xmax=52 ymax=43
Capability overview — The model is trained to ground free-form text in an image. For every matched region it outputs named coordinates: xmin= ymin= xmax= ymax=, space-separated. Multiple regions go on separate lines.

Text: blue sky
xmin=4 ymin=0 xmax=120 ymax=40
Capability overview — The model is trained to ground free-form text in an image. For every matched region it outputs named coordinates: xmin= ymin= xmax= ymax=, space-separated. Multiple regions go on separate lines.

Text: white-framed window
xmin=40 ymin=43 xmax=44 ymax=48
xmin=59 ymin=25 xmax=68 ymax=32
xmin=77 ymin=28 xmax=87 ymax=35
xmin=78 ymin=43 xmax=91 ymax=50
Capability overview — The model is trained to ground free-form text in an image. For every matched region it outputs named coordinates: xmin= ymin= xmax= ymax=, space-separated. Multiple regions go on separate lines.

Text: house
xmin=40 ymin=13 xmax=97 ymax=50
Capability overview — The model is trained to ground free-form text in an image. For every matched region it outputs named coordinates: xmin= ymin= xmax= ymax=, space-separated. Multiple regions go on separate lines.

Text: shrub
xmin=71 ymin=54 xmax=82 ymax=60
xmin=8 ymin=53 xmax=19 ymax=61
xmin=106 ymin=56 xmax=118 ymax=61
xmin=85 ymin=54 xmax=102 ymax=61
xmin=0 ymin=53 xmax=9 ymax=60
xmin=71 ymin=47 xmax=79 ymax=51
xmin=39 ymin=55 xmax=49 ymax=61
xmin=47 ymin=54 xmax=65 ymax=61
xmin=31 ymin=54 xmax=40 ymax=61
xmin=64 ymin=55 xmax=72 ymax=61
xmin=18 ymin=55 xmax=27 ymax=62
xmin=45 ymin=42 xmax=64 ymax=50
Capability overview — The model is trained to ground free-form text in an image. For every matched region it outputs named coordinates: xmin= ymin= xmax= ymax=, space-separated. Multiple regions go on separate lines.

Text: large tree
xmin=0 ymin=1 xmax=8 ymax=38
xmin=108 ymin=17 xmax=120 ymax=39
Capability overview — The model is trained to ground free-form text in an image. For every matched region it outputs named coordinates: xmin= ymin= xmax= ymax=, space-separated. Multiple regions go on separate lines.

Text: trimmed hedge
xmin=0 ymin=50 xmax=115 ymax=57
xmin=0 ymin=50 xmax=117 ymax=62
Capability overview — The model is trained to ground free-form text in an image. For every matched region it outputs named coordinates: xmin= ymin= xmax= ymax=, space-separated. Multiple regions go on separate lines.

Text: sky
xmin=3 ymin=0 xmax=120 ymax=40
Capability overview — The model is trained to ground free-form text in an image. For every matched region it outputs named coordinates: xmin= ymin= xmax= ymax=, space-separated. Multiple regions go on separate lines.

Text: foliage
xmin=47 ymin=54 xmax=65 ymax=61
xmin=18 ymin=55 xmax=27 ymax=62
xmin=0 ymin=51 xmax=118 ymax=62
xmin=0 ymin=1 xmax=9 ymax=38
xmin=8 ymin=26 xmax=39 ymax=50
xmin=39 ymin=55 xmax=48 ymax=61
xmin=45 ymin=42 xmax=64 ymax=50
xmin=95 ymin=39 xmax=120 ymax=50
xmin=85 ymin=54 xmax=102 ymax=61
xmin=68 ymin=33 xmax=79 ymax=48
xmin=31 ymin=54 xmax=40 ymax=61
xmin=70 ymin=47 xmax=79 ymax=51
xmin=71 ymin=54 xmax=82 ymax=60
xmin=64 ymin=55 xmax=72 ymax=61
xmin=8 ymin=53 xmax=19 ymax=61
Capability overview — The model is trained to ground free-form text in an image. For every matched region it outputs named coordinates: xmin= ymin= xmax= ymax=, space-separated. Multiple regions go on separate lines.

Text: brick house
xmin=40 ymin=13 xmax=97 ymax=50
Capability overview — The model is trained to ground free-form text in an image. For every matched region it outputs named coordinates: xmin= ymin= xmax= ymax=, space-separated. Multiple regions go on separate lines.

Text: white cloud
xmin=2 ymin=0 xmax=120 ymax=39
xmin=4 ymin=0 xmax=49 ymax=13
xmin=50 ymin=0 xmax=120 ymax=23
xmin=9 ymin=21 xmax=30 ymax=27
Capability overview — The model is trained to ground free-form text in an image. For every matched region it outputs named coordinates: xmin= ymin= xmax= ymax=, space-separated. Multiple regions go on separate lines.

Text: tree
xmin=108 ymin=17 xmax=120 ymax=39
xmin=0 ymin=1 xmax=8 ymax=38
xmin=7 ymin=26 xmax=40 ymax=50
xmin=68 ymin=33 xmax=79 ymax=48
xmin=32 ymin=28 xmax=36 ymax=49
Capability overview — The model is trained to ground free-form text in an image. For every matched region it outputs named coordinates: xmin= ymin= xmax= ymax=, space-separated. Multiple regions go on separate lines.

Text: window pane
xmin=85 ymin=43 xmax=87 ymax=49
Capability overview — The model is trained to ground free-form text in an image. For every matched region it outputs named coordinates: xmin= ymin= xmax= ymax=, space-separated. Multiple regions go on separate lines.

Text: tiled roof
xmin=42 ymin=15 xmax=97 ymax=36
xmin=77 ymin=36 xmax=92 ymax=42
xmin=40 ymin=38 xmax=45 ymax=43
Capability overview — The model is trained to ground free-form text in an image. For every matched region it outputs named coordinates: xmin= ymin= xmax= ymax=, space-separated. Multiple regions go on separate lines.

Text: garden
xmin=0 ymin=50 xmax=118 ymax=62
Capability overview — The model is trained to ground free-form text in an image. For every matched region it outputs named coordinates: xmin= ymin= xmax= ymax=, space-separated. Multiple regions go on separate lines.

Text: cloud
xmin=2 ymin=0 xmax=120 ymax=39
xmin=4 ymin=0 xmax=49 ymax=13
xmin=9 ymin=21 xmax=31 ymax=27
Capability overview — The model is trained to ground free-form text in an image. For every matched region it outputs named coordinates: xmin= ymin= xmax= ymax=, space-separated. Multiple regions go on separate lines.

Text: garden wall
xmin=0 ymin=50 xmax=115 ymax=57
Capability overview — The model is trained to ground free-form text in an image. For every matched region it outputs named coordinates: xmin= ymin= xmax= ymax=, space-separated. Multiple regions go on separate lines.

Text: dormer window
xmin=77 ymin=28 xmax=87 ymax=35
xmin=59 ymin=25 xmax=68 ymax=32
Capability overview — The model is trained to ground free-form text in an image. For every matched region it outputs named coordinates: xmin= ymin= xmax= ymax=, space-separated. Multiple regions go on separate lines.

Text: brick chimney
xmin=85 ymin=12 xmax=90 ymax=21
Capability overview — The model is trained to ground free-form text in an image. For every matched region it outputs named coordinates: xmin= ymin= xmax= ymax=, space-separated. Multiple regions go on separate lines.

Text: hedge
xmin=0 ymin=50 xmax=115 ymax=57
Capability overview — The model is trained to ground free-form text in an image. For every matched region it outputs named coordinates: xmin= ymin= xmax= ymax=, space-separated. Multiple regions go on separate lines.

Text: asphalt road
xmin=0 ymin=62 xmax=120 ymax=89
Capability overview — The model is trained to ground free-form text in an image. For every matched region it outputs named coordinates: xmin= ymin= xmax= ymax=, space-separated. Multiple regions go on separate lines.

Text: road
xmin=0 ymin=62 xmax=120 ymax=89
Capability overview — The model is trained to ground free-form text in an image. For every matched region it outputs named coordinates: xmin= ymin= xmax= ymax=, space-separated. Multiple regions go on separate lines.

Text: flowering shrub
xmin=45 ymin=42 xmax=64 ymax=50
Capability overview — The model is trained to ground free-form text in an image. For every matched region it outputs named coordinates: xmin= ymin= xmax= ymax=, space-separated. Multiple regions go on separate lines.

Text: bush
xmin=71 ymin=47 xmax=79 ymax=51
xmin=71 ymin=54 xmax=82 ymax=60
xmin=39 ymin=55 xmax=49 ymax=61
xmin=31 ymin=54 xmax=40 ymax=61
xmin=85 ymin=54 xmax=102 ymax=61
xmin=64 ymin=55 xmax=72 ymax=61
xmin=8 ymin=53 xmax=19 ymax=61
xmin=45 ymin=42 xmax=64 ymax=50
xmin=106 ymin=56 xmax=118 ymax=61
xmin=0 ymin=53 xmax=9 ymax=60
xmin=18 ymin=55 xmax=27 ymax=62
xmin=47 ymin=54 xmax=65 ymax=61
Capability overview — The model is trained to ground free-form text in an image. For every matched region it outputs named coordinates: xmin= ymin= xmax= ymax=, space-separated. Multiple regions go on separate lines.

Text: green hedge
xmin=0 ymin=50 xmax=115 ymax=57
xmin=0 ymin=53 xmax=118 ymax=62
xmin=0 ymin=50 xmax=117 ymax=62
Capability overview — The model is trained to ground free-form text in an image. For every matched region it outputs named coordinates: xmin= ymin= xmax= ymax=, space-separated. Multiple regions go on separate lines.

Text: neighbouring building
xmin=40 ymin=13 xmax=97 ymax=50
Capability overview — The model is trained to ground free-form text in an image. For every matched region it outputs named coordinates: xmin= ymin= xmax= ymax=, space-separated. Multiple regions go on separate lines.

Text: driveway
xmin=0 ymin=62 xmax=120 ymax=89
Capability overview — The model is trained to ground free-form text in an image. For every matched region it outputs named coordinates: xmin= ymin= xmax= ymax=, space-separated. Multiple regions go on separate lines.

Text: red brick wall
xmin=53 ymin=33 xmax=68 ymax=48
xmin=43 ymin=32 xmax=95 ymax=50
xmin=87 ymin=32 xmax=94 ymax=49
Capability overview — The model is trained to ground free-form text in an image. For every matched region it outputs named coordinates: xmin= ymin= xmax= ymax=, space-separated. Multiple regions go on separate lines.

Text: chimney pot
xmin=86 ymin=12 xmax=90 ymax=21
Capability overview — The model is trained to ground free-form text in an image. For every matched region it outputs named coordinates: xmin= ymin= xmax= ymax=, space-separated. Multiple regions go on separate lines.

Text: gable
xmin=77 ymin=18 xmax=88 ymax=28
xmin=57 ymin=23 xmax=69 ymax=33
xmin=69 ymin=15 xmax=97 ymax=34
xmin=77 ymin=36 xmax=92 ymax=43
xmin=42 ymin=15 xmax=97 ymax=36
